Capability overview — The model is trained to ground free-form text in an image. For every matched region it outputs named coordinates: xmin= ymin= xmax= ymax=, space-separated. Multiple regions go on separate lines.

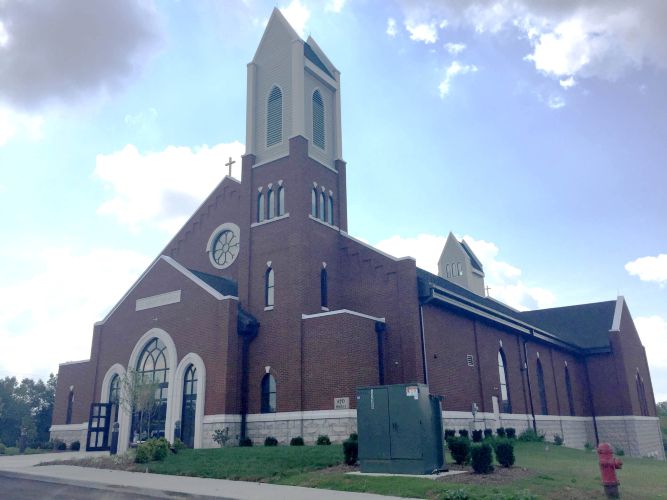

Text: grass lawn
xmin=133 ymin=441 xmax=667 ymax=499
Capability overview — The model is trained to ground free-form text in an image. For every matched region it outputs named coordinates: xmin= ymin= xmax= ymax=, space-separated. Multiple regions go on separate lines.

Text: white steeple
xmin=437 ymin=232 xmax=486 ymax=296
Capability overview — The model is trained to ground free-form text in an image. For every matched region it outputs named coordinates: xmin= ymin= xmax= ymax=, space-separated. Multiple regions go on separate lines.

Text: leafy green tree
xmin=657 ymin=401 xmax=667 ymax=416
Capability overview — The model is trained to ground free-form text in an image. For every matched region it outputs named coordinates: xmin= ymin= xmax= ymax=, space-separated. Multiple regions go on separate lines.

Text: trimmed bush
xmin=495 ymin=439 xmax=515 ymax=467
xmin=290 ymin=436 xmax=304 ymax=446
xmin=239 ymin=437 xmax=253 ymax=447
xmin=173 ymin=437 xmax=187 ymax=452
xmin=496 ymin=427 xmax=506 ymax=438
xmin=472 ymin=430 xmax=483 ymax=443
xmin=316 ymin=435 xmax=331 ymax=445
xmin=69 ymin=440 xmax=80 ymax=451
xmin=553 ymin=434 xmax=563 ymax=446
xmin=470 ymin=443 xmax=494 ymax=474
xmin=343 ymin=438 xmax=358 ymax=465
xmin=448 ymin=436 xmax=471 ymax=465
xmin=56 ymin=441 xmax=67 ymax=451
xmin=349 ymin=432 xmax=358 ymax=441
xmin=444 ymin=429 xmax=456 ymax=439
xmin=153 ymin=438 xmax=169 ymax=461
xmin=483 ymin=429 xmax=493 ymax=439
xmin=505 ymin=428 xmax=516 ymax=439
xmin=135 ymin=443 xmax=152 ymax=463
xmin=614 ymin=446 xmax=625 ymax=456
xmin=264 ymin=436 xmax=278 ymax=446
xmin=458 ymin=429 xmax=469 ymax=439
xmin=518 ymin=429 xmax=545 ymax=442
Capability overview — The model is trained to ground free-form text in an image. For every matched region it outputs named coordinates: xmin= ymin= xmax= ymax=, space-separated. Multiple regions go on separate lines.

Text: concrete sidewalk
xmin=0 ymin=452 xmax=418 ymax=500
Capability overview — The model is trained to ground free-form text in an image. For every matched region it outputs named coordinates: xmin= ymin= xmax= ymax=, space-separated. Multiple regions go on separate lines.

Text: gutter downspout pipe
xmin=523 ymin=337 xmax=537 ymax=432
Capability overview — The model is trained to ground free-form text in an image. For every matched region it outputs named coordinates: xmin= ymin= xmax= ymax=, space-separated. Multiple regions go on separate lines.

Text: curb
xmin=0 ymin=469 xmax=233 ymax=500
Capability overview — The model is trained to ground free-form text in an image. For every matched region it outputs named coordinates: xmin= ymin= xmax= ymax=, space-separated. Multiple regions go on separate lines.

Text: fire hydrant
xmin=597 ymin=443 xmax=623 ymax=498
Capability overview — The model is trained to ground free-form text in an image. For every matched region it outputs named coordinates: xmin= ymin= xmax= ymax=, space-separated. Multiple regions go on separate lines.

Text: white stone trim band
xmin=302 ymin=309 xmax=385 ymax=323
xmin=136 ymin=290 xmax=182 ymax=311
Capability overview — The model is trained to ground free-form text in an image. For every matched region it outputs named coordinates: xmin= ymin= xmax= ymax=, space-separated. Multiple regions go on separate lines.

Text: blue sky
xmin=1 ymin=0 xmax=666 ymax=401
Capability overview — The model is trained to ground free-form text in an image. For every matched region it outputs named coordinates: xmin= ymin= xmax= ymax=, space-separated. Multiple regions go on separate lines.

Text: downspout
xmin=523 ymin=338 xmax=537 ymax=432
xmin=237 ymin=306 xmax=259 ymax=443
xmin=418 ymin=304 xmax=429 ymax=385
xmin=375 ymin=321 xmax=386 ymax=385
xmin=584 ymin=357 xmax=600 ymax=445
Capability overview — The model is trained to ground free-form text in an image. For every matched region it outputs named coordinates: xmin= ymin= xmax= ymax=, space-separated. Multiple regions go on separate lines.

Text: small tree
xmin=118 ymin=370 xmax=162 ymax=441
xmin=212 ymin=427 xmax=231 ymax=447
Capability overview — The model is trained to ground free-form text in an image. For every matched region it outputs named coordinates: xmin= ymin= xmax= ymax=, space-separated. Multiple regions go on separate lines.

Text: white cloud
xmin=635 ymin=316 xmax=667 ymax=370
xmin=405 ymin=20 xmax=439 ymax=44
xmin=280 ymin=0 xmax=310 ymax=38
xmin=438 ymin=61 xmax=478 ymax=97
xmin=386 ymin=18 xmax=398 ymax=37
xmin=325 ymin=0 xmax=346 ymax=14
xmin=444 ymin=42 xmax=466 ymax=55
xmin=559 ymin=76 xmax=576 ymax=89
xmin=396 ymin=1 xmax=667 ymax=81
xmin=374 ymin=233 xmax=555 ymax=311
xmin=95 ymin=141 xmax=245 ymax=233
xmin=0 ymin=0 xmax=162 ymax=111
xmin=547 ymin=94 xmax=565 ymax=109
xmin=0 ymin=106 xmax=43 ymax=146
xmin=0 ymin=247 xmax=150 ymax=380
xmin=626 ymin=253 xmax=667 ymax=285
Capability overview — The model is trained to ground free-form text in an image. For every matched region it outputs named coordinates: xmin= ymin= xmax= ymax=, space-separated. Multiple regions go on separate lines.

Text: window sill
xmin=251 ymin=213 xmax=290 ymax=228
xmin=264 ymin=306 xmax=274 ymax=311
xmin=308 ymin=214 xmax=339 ymax=231
xmin=321 ymin=306 xmax=329 ymax=311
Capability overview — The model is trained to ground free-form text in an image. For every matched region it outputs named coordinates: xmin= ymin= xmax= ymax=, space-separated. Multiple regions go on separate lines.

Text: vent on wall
xmin=267 ymin=86 xmax=283 ymax=147
xmin=467 ymin=354 xmax=474 ymax=367
xmin=312 ymin=90 xmax=325 ymax=149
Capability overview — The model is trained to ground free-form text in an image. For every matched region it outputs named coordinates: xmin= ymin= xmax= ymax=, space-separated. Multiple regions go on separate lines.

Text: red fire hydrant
xmin=597 ymin=443 xmax=623 ymax=498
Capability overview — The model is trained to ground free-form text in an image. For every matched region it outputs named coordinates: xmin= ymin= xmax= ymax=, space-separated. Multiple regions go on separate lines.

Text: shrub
xmin=239 ymin=437 xmax=253 ymax=447
xmin=135 ymin=443 xmax=152 ymax=463
xmin=212 ymin=427 xmax=231 ymax=447
xmin=316 ymin=435 xmax=331 ymax=445
xmin=0 ymin=443 xmax=6 ymax=454
xmin=56 ymin=440 xmax=67 ymax=451
xmin=444 ymin=429 xmax=456 ymax=439
xmin=495 ymin=439 xmax=515 ymax=467
xmin=172 ymin=437 xmax=187 ymax=452
xmin=69 ymin=440 xmax=80 ymax=451
xmin=264 ymin=436 xmax=278 ymax=446
xmin=483 ymin=429 xmax=493 ymax=439
xmin=153 ymin=438 xmax=170 ymax=461
xmin=614 ymin=446 xmax=625 ymax=456
xmin=471 ymin=430 xmax=483 ymax=443
xmin=584 ymin=442 xmax=594 ymax=452
xmin=518 ymin=429 xmax=544 ymax=442
xmin=290 ymin=436 xmax=304 ymax=446
xmin=470 ymin=443 xmax=494 ymax=474
xmin=496 ymin=427 xmax=506 ymax=438
xmin=505 ymin=428 xmax=516 ymax=439
xmin=553 ymin=434 xmax=563 ymax=446
xmin=349 ymin=432 xmax=358 ymax=441
xmin=448 ymin=436 xmax=471 ymax=465
xmin=442 ymin=489 xmax=470 ymax=500
xmin=343 ymin=438 xmax=358 ymax=465
xmin=458 ymin=429 xmax=469 ymax=439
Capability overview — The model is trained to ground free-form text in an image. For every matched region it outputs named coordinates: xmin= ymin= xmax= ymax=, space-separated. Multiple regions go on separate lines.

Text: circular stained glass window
xmin=207 ymin=223 xmax=240 ymax=270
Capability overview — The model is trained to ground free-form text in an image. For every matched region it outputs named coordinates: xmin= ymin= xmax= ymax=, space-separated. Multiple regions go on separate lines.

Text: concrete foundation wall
xmin=49 ymin=423 xmax=88 ymax=446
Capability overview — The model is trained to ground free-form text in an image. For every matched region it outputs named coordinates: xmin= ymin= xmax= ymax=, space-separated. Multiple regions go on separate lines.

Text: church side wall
xmin=52 ymin=360 xmax=94 ymax=427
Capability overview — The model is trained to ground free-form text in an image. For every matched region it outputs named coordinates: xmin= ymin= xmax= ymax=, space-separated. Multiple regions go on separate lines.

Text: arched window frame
xmin=327 ymin=195 xmax=334 ymax=225
xmin=180 ymin=364 xmax=198 ymax=447
xmin=565 ymin=365 xmax=575 ymax=416
xmin=267 ymin=188 xmax=275 ymax=219
xmin=446 ymin=264 xmax=451 ymax=278
xmin=312 ymin=89 xmax=325 ymax=149
xmin=257 ymin=192 xmax=265 ymax=223
xmin=109 ymin=374 xmax=120 ymax=406
xmin=536 ymin=358 xmax=548 ymax=415
xmin=133 ymin=337 xmax=170 ymax=440
xmin=261 ymin=373 xmax=277 ymax=413
xmin=267 ymin=86 xmax=283 ymax=147
xmin=311 ymin=188 xmax=318 ymax=217
xmin=319 ymin=191 xmax=326 ymax=221
xmin=277 ymin=186 xmax=285 ymax=216
xmin=636 ymin=372 xmax=649 ymax=416
xmin=498 ymin=349 xmax=512 ymax=413
xmin=320 ymin=267 xmax=328 ymax=309
xmin=265 ymin=267 xmax=275 ymax=307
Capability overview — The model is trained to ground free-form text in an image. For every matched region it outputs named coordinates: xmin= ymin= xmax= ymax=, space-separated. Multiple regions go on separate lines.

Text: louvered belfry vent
xmin=267 ymin=86 xmax=283 ymax=147
xmin=312 ymin=90 xmax=325 ymax=149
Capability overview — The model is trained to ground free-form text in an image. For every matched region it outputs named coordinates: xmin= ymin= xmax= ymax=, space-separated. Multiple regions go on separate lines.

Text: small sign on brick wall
xmin=334 ymin=397 xmax=349 ymax=409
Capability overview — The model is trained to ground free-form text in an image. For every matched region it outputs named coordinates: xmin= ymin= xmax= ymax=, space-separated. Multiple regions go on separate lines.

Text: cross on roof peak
xmin=225 ymin=157 xmax=236 ymax=177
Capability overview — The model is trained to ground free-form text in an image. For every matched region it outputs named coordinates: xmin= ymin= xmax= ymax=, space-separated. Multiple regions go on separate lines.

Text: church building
xmin=50 ymin=9 xmax=664 ymax=459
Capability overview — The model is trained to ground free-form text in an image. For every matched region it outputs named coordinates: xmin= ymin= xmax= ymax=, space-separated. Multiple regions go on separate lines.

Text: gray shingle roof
xmin=417 ymin=268 xmax=613 ymax=352
xmin=189 ymin=269 xmax=238 ymax=297
xmin=460 ymin=240 xmax=483 ymax=272
xmin=304 ymin=42 xmax=334 ymax=79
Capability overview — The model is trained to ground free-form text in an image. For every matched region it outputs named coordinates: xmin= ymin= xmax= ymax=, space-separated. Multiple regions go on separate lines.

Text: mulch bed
xmin=437 ymin=463 xmax=535 ymax=485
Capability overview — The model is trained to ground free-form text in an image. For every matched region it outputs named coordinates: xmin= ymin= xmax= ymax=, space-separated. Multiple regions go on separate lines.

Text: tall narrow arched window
xmin=564 ymin=366 xmax=575 ymax=416
xmin=277 ymin=186 xmax=285 ymax=216
xmin=265 ymin=267 xmax=274 ymax=307
xmin=66 ymin=388 xmax=74 ymax=424
xmin=457 ymin=263 xmax=463 ymax=276
xmin=261 ymin=374 xmax=276 ymax=413
xmin=311 ymin=188 xmax=318 ymax=217
xmin=536 ymin=358 xmax=548 ymax=415
xmin=257 ymin=192 xmax=265 ymax=223
xmin=267 ymin=86 xmax=282 ymax=147
xmin=320 ymin=268 xmax=328 ymax=308
xmin=327 ymin=195 xmax=334 ymax=225
xmin=498 ymin=349 xmax=511 ymax=413
xmin=312 ymin=90 xmax=325 ymax=149
xmin=636 ymin=372 xmax=649 ymax=416
xmin=446 ymin=264 xmax=451 ymax=278
xmin=109 ymin=375 xmax=120 ymax=406
xmin=133 ymin=338 xmax=170 ymax=440
xmin=181 ymin=364 xmax=197 ymax=448
xmin=319 ymin=192 xmax=326 ymax=221
xmin=267 ymin=188 xmax=275 ymax=219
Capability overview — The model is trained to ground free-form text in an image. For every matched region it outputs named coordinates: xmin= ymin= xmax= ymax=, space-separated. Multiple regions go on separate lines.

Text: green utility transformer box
xmin=356 ymin=383 xmax=446 ymax=474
